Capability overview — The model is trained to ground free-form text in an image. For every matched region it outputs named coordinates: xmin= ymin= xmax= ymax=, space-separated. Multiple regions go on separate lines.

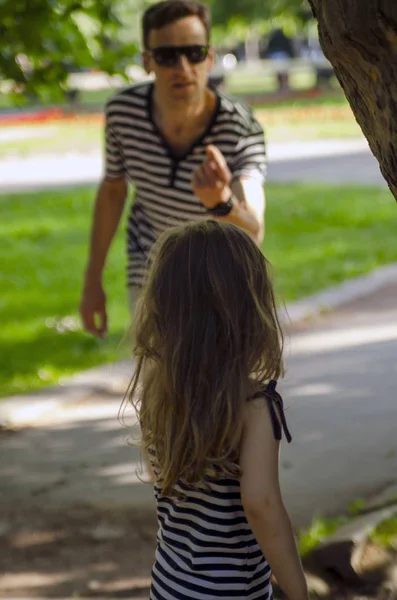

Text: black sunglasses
xmin=148 ymin=45 xmax=210 ymax=67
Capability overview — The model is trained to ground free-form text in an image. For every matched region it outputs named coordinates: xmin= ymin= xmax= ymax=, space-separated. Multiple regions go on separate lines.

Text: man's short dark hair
xmin=142 ymin=0 xmax=211 ymax=49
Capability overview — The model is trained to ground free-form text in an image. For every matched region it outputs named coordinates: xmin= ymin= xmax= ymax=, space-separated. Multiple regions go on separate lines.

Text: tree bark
xmin=308 ymin=0 xmax=397 ymax=201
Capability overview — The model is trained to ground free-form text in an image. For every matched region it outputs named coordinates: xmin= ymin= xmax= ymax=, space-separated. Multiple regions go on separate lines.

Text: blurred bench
xmin=315 ymin=65 xmax=335 ymax=87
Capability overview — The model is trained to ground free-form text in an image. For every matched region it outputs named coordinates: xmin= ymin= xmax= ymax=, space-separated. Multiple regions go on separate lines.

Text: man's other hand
xmin=80 ymin=280 xmax=108 ymax=338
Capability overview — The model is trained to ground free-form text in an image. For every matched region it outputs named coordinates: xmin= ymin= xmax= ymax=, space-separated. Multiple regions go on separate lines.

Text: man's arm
xmin=221 ymin=113 xmax=267 ymax=244
xmin=80 ymin=177 xmax=128 ymax=337
xmin=192 ymin=145 xmax=265 ymax=246
xmin=84 ymin=177 xmax=128 ymax=283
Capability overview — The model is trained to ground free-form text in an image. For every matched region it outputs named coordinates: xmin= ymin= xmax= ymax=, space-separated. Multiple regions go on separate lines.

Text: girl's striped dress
xmin=149 ymin=381 xmax=292 ymax=600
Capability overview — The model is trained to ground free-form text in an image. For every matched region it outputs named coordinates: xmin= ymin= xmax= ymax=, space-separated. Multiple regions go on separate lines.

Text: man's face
xmin=143 ymin=15 xmax=214 ymax=103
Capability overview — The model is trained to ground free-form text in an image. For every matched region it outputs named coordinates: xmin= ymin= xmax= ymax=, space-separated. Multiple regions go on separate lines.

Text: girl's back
xmin=153 ymin=468 xmax=271 ymax=599
xmin=149 ymin=379 xmax=291 ymax=600
xmin=128 ymin=220 xmax=308 ymax=600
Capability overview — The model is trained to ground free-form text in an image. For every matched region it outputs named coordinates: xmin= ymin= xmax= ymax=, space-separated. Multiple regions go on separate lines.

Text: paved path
xmin=269 ymin=148 xmax=385 ymax=186
xmin=1 ymin=280 xmax=396 ymax=529
xmin=0 ymin=137 xmax=387 ymax=193
xmin=279 ymin=281 xmax=397 ymax=524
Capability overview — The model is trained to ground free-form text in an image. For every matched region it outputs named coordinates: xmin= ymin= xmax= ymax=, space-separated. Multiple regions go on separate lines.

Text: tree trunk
xmin=308 ymin=0 xmax=397 ymax=201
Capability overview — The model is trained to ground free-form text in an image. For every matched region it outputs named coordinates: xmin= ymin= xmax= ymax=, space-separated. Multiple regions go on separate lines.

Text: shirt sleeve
xmin=104 ymin=103 xmax=126 ymax=180
xmin=231 ymin=116 xmax=267 ymax=184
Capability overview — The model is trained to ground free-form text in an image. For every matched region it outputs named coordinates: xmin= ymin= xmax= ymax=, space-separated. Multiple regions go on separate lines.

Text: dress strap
xmin=249 ymin=380 xmax=292 ymax=443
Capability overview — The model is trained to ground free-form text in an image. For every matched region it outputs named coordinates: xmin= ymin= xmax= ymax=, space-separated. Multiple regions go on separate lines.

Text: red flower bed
xmin=0 ymin=108 xmax=104 ymax=127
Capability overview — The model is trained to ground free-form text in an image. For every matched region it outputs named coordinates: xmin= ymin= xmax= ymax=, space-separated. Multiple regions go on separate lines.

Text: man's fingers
xmin=192 ymin=167 xmax=207 ymax=188
xmin=81 ymin=309 xmax=101 ymax=337
xmin=80 ymin=283 xmax=107 ymax=338
xmin=202 ymin=163 xmax=218 ymax=187
xmin=97 ymin=307 xmax=108 ymax=338
xmin=193 ymin=162 xmax=222 ymax=189
xmin=206 ymin=144 xmax=225 ymax=165
xmin=206 ymin=145 xmax=230 ymax=183
xmin=80 ymin=303 xmax=107 ymax=338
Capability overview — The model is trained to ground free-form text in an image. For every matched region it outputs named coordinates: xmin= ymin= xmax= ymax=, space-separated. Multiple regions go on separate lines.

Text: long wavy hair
xmin=128 ymin=220 xmax=283 ymax=497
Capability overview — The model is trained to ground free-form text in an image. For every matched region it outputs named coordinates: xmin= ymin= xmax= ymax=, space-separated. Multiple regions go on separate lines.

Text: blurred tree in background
xmin=0 ymin=0 xmax=309 ymax=101
xmin=0 ymin=0 xmax=140 ymax=101
xmin=209 ymin=0 xmax=311 ymax=30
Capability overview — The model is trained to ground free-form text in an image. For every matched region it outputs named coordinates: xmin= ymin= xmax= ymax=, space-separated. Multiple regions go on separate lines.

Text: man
xmin=80 ymin=0 xmax=267 ymax=338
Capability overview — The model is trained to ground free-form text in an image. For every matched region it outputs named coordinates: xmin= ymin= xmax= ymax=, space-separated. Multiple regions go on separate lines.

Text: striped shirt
xmin=152 ymin=476 xmax=273 ymax=600
xmin=148 ymin=381 xmax=292 ymax=600
xmin=105 ymin=82 xmax=267 ymax=288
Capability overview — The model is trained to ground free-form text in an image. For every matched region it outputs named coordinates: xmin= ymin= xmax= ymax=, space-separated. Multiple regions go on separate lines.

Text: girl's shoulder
xmin=245 ymin=380 xmax=292 ymax=443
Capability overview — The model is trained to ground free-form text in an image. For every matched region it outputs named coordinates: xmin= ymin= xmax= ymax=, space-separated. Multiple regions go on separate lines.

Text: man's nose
xmin=175 ymin=54 xmax=191 ymax=72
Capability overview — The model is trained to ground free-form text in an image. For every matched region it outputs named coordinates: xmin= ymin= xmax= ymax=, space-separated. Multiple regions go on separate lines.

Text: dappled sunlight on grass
xmin=263 ymin=184 xmax=397 ymax=302
xmin=0 ymin=186 xmax=130 ymax=396
xmin=1 ymin=183 xmax=396 ymax=397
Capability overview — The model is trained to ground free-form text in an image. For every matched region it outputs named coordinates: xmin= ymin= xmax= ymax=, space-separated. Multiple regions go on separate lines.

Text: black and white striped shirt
xmin=148 ymin=382 xmax=291 ymax=599
xmin=152 ymin=476 xmax=273 ymax=600
xmin=105 ymin=82 xmax=266 ymax=288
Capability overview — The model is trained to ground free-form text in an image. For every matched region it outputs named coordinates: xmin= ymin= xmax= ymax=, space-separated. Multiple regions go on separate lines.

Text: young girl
xmin=128 ymin=220 xmax=308 ymax=600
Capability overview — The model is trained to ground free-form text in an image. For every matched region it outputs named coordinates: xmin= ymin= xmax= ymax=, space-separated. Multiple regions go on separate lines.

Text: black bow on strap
xmin=250 ymin=380 xmax=292 ymax=443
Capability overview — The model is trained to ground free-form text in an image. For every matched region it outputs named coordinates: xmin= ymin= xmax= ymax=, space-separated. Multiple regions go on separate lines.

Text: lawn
xmin=264 ymin=184 xmax=397 ymax=301
xmin=0 ymin=96 xmax=360 ymax=159
xmin=0 ymin=119 xmax=103 ymax=158
xmin=1 ymin=183 xmax=396 ymax=398
xmin=258 ymin=102 xmax=361 ymax=141
xmin=0 ymin=188 xmax=131 ymax=397
xmin=225 ymin=62 xmax=320 ymax=96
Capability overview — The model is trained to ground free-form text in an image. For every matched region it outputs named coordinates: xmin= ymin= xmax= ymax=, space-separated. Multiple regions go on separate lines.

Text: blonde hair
xmin=128 ymin=220 xmax=283 ymax=496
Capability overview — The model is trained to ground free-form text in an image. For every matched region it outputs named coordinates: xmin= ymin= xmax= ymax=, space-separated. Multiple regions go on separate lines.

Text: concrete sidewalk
xmin=0 ymin=137 xmax=386 ymax=193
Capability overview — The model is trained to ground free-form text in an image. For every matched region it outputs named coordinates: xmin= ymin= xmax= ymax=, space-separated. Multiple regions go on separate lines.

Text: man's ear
xmin=142 ymin=52 xmax=152 ymax=75
xmin=207 ymin=46 xmax=215 ymax=72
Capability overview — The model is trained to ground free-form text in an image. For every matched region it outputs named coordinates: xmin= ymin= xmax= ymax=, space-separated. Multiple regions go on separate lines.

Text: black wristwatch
xmin=206 ymin=195 xmax=234 ymax=217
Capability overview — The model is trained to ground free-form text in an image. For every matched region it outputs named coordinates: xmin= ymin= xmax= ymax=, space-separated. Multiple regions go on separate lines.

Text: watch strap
xmin=206 ymin=195 xmax=234 ymax=217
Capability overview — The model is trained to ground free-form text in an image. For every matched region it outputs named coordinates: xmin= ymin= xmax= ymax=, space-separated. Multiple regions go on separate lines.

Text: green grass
xmin=0 ymin=98 xmax=360 ymax=159
xmin=263 ymin=184 xmax=397 ymax=301
xmin=1 ymin=183 xmax=396 ymax=397
xmin=258 ymin=108 xmax=362 ymax=142
xmin=0 ymin=187 xmax=131 ymax=397
xmin=254 ymin=93 xmax=349 ymax=110
xmin=348 ymin=498 xmax=366 ymax=515
xmin=371 ymin=515 xmax=397 ymax=549
xmin=298 ymin=510 xmax=397 ymax=557
xmin=298 ymin=516 xmax=347 ymax=557
xmin=78 ymin=89 xmax=115 ymax=106
xmin=298 ymin=513 xmax=397 ymax=557
xmin=226 ymin=66 xmax=319 ymax=96
xmin=0 ymin=121 xmax=102 ymax=159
